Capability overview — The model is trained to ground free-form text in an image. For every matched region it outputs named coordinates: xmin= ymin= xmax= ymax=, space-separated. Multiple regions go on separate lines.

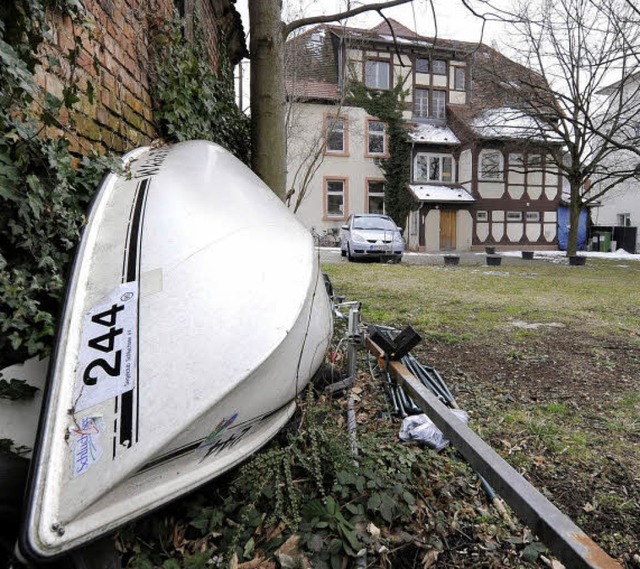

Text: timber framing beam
xmin=365 ymin=337 xmax=623 ymax=569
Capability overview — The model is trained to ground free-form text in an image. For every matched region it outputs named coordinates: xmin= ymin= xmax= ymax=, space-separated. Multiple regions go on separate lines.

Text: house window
xmin=454 ymin=67 xmax=466 ymax=90
xmin=479 ymin=149 xmax=504 ymax=180
xmin=477 ymin=210 xmax=488 ymax=221
xmin=416 ymin=57 xmax=429 ymax=73
xmin=527 ymin=154 xmax=542 ymax=172
xmin=617 ymin=213 xmax=631 ymax=226
xmin=433 ymin=91 xmax=446 ymax=119
xmin=367 ymin=120 xmax=386 ymax=155
xmin=414 ymin=89 xmax=429 ymax=118
xmin=506 ymin=211 xmax=523 ymax=221
xmin=526 ymin=211 xmax=540 ymax=222
xmin=432 ymin=60 xmax=446 ymax=75
xmin=365 ymin=60 xmax=390 ymax=89
xmin=325 ymin=178 xmax=346 ymax=218
xmin=415 ymin=153 xmax=454 ymax=183
xmin=509 ymin=153 xmax=525 ymax=173
xmin=367 ymin=180 xmax=385 ymax=214
xmin=325 ymin=116 xmax=347 ymax=154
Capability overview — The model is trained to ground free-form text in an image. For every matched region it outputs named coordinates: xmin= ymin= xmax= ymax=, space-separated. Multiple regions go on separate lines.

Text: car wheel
xmin=347 ymin=244 xmax=353 ymax=262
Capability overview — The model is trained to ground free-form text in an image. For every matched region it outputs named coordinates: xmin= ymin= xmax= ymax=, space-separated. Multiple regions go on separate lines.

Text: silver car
xmin=340 ymin=214 xmax=404 ymax=262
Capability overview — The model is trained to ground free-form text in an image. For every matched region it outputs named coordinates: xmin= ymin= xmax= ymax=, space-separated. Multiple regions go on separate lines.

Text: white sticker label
xmin=74 ymin=282 xmax=138 ymax=412
xmin=70 ymin=416 xmax=105 ymax=478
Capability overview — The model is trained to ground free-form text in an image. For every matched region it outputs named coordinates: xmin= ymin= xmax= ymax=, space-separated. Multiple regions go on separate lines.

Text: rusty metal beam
xmin=365 ymin=337 xmax=622 ymax=569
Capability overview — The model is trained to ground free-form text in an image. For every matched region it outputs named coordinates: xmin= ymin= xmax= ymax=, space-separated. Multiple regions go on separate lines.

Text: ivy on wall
xmin=150 ymin=10 xmax=250 ymax=164
xmin=0 ymin=0 xmax=116 ymax=372
xmin=348 ymin=80 xmax=416 ymax=230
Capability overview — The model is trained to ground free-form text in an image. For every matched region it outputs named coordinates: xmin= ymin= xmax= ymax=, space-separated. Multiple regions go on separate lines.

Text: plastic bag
xmin=399 ymin=409 xmax=469 ymax=451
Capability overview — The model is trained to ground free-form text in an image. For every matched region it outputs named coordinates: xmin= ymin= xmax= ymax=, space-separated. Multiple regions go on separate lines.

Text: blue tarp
xmin=557 ymin=205 xmax=587 ymax=251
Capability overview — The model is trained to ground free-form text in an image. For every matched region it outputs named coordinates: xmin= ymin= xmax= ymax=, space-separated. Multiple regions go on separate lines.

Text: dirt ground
xmin=412 ymin=327 xmax=640 ymax=566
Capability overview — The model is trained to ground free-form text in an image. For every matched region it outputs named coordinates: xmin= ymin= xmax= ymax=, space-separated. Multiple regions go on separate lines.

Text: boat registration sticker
xmin=74 ymin=282 xmax=138 ymax=412
xmin=69 ymin=416 xmax=105 ymax=478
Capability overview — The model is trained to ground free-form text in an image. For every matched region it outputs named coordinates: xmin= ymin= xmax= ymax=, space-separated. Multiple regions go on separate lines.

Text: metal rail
xmin=365 ymin=336 xmax=623 ymax=569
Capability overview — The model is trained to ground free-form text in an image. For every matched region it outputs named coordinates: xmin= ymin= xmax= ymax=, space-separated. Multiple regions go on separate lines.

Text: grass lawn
xmin=323 ymin=259 xmax=640 ymax=566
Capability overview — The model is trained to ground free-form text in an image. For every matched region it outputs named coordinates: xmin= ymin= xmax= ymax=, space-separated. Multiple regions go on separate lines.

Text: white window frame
xmin=367 ymin=120 xmax=387 ymax=156
xmin=477 ymin=210 xmax=488 ymax=221
xmin=414 ymin=88 xmax=429 ymax=118
xmin=365 ymin=59 xmax=390 ymax=90
xmin=416 ymin=57 xmax=429 ymax=73
xmin=414 ymin=153 xmax=455 ymax=183
xmin=479 ymin=149 xmax=504 ymax=181
xmin=617 ymin=212 xmax=631 ymax=226
xmin=432 ymin=59 xmax=446 ymax=75
xmin=367 ymin=180 xmax=385 ymax=214
xmin=325 ymin=116 xmax=346 ymax=153
xmin=432 ymin=90 xmax=446 ymax=119
xmin=454 ymin=67 xmax=466 ymax=90
xmin=525 ymin=211 xmax=540 ymax=222
xmin=506 ymin=211 xmax=523 ymax=221
xmin=325 ymin=178 xmax=346 ymax=218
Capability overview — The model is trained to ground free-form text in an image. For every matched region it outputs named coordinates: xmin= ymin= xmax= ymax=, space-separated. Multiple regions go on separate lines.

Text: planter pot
xmin=444 ymin=255 xmax=460 ymax=266
xmin=569 ymin=255 xmax=586 ymax=266
xmin=486 ymin=255 xmax=502 ymax=266
xmin=485 ymin=246 xmax=496 ymax=255
xmin=522 ymin=251 xmax=534 ymax=260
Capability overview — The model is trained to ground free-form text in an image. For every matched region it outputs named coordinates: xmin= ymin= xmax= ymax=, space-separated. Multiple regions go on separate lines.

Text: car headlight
xmin=351 ymin=232 xmax=367 ymax=243
xmin=393 ymin=232 xmax=404 ymax=243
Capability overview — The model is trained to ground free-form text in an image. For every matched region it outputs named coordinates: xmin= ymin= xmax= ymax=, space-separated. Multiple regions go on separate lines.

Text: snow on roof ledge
xmin=409 ymin=123 xmax=460 ymax=144
xmin=470 ymin=107 xmax=560 ymax=141
xmin=409 ymin=184 xmax=475 ymax=202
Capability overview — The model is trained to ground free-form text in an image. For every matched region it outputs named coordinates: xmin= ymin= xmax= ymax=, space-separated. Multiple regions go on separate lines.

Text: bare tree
xmin=249 ymin=0 xmax=414 ymax=200
xmin=465 ymin=0 xmax=640 ymax=255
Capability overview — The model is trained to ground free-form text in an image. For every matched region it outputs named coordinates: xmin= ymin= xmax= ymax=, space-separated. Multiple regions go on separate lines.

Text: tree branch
xmin=283 ymin=0 xmax=414 ymax=39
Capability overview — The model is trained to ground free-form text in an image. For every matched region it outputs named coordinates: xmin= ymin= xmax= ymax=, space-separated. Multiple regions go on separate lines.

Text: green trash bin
xmin=596 ymin=231 xmax=611 ymax=252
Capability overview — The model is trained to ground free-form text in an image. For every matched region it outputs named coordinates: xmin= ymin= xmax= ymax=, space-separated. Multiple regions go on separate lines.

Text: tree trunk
xmin=567 ymin=182 xmax=581 ymax=257
xmin=249 ymin=0 xmax=287 ymax=200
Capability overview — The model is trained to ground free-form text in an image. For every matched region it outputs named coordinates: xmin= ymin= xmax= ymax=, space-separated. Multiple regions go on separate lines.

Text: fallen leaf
xmin=422 ymin=550 xmax=440 ymax=568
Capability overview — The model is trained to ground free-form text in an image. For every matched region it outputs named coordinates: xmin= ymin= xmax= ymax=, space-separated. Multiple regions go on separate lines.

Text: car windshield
xmin=352 ymin=216 xmax=397 ymax=231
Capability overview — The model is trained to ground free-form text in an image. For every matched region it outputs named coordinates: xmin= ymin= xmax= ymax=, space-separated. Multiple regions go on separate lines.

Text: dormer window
xmin=432 ymin=60 xmax=446 ymax=75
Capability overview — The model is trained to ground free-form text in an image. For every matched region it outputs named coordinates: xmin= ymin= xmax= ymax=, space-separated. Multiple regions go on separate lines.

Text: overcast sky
xmin=235 ymin=0 xmax=506 ymax=45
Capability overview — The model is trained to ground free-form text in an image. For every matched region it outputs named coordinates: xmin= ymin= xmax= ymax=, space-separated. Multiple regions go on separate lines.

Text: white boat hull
xmin=21 ymin=141 xmax=333 ymax=559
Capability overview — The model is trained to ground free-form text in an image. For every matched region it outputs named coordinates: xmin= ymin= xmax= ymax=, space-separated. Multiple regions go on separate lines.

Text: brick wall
xmin=39 ymin=0 xmax=244 ymax=156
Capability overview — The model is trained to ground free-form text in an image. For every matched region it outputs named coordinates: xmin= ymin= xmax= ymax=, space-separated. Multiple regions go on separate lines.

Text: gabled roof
xmin=467 ymin=107 xmax=561 ymax=142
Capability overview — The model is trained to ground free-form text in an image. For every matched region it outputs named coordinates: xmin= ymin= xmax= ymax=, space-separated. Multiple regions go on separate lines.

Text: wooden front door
xmin=439 ymin=209 xmax=457 ymax=251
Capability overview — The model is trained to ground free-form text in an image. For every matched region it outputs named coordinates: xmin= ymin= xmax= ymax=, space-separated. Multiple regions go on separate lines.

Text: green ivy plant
xmin=347 ymin=79 xmax=416 ymax=230
xmin=0 ymin=0 xmax=117 ymax=371
xmin=150 ymin=11 xmax=250 ymax=164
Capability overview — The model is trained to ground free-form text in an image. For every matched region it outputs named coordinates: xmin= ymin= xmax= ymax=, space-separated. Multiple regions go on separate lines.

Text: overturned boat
xmin=20 ymin=141 xmax=333 ymax=560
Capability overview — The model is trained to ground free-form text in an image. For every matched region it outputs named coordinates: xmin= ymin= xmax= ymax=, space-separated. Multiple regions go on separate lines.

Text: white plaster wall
xmin=508 ymin=185 xmax=525 ymax=199
xmin=433 ymin=75 xmax=447 ymax=87
xmin=416 ymin=72 xmax=430 ymax=85
xmin=526 ymin=223 xmax=542 ymax=242
xmin=457 ymin=210 xmax=473 ymax=250
xmin=544 ymin=211 xmax=557 ymax=223
xmin=506 ymin=223 xmax=524 ymax=242
xmin=492 ymin=223 xmax=504 ymax=241
xmin=478 ymin=182 xmax=504 ymax=199
xmin=543 ymin=223 xmax=556 ymax=241
xmin=493 ymin=210 xmax=505 ymax=222
xmin=527 ymin=186 xmax=542 ymax=200
xmin=476 ymin=222 xmax=489 ymax=242
xmin=450 ymin=91 xmax=466 ymax=104
xmin=424 ymin=209 xmax=440 ymax=251
xmin=286 ymin=103 xmax=385 ymax=233
xmin=458 ymin=149 xmax=472 ymax=186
